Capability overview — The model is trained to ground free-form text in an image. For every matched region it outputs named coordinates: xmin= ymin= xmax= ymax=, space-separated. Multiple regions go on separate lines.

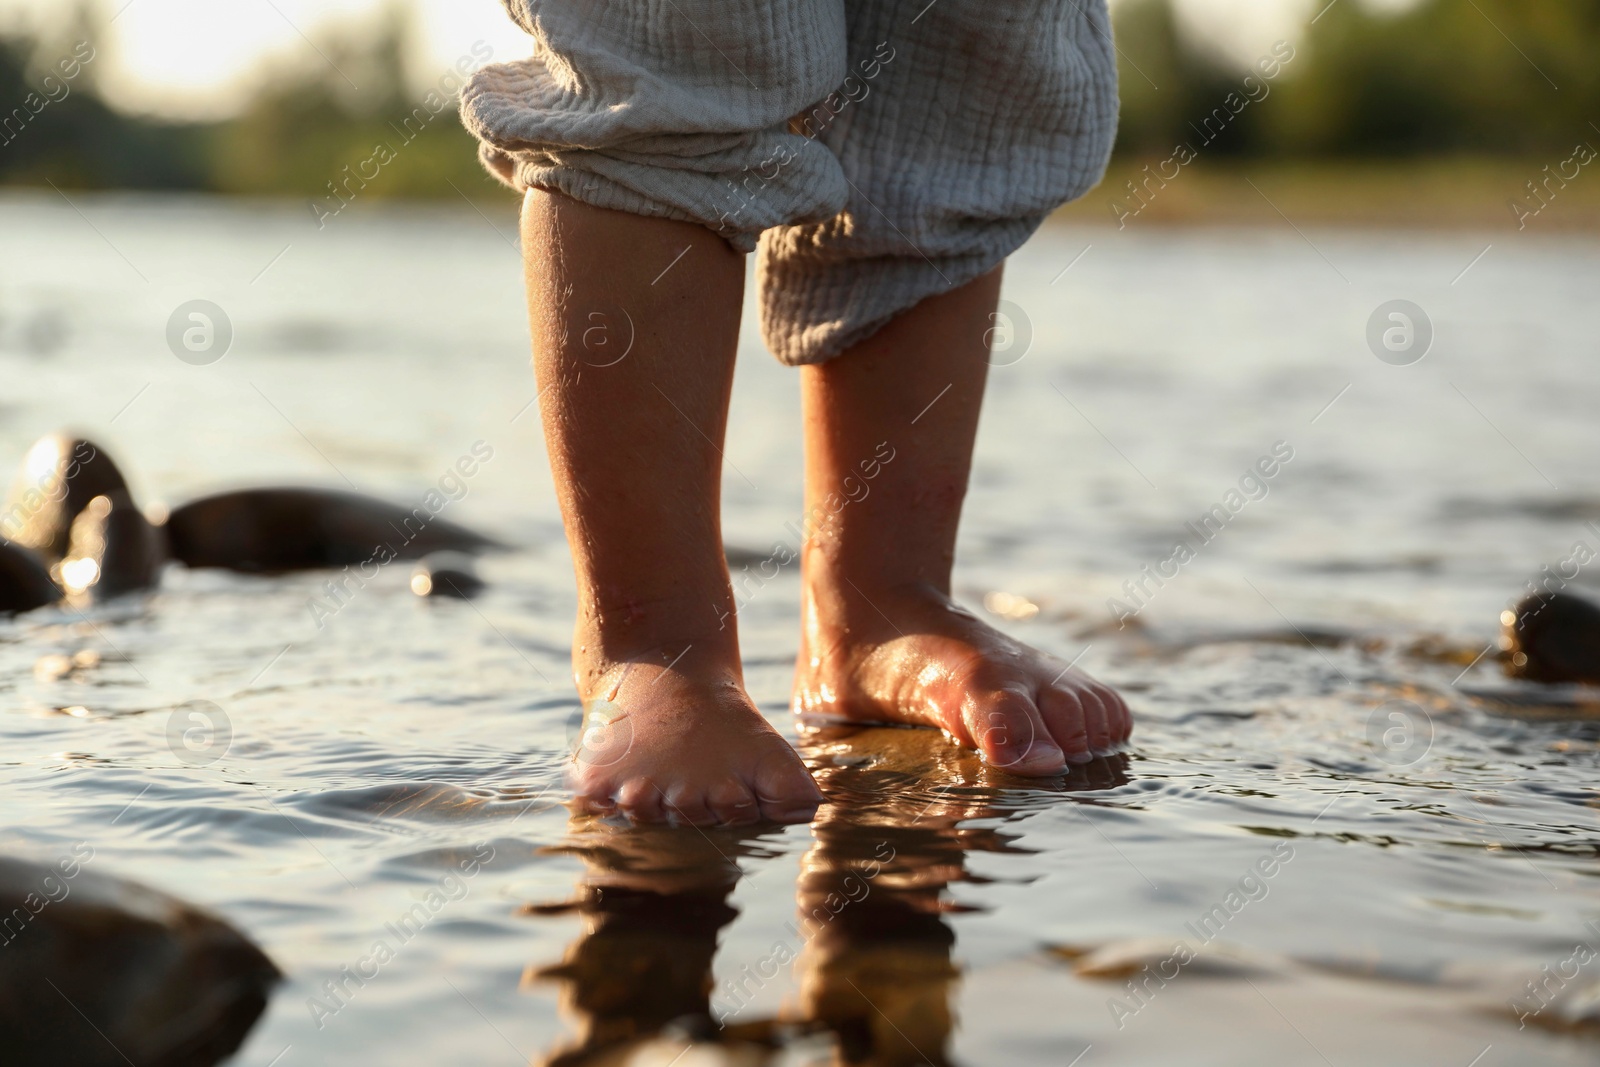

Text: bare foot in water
xmin=795 ymin=582 xmax=1131 ymax=774
xmin=520 ymin=195 xmax=821 ymax=828
xmin=570 ymin=644 xmax=823 ymax=826
xmin=790 ymin=267 xmax=1133 ymax=775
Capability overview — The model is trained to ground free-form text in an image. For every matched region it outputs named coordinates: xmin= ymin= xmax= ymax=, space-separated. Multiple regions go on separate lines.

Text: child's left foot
xmin=794 ymin=580 xmax=1131 ymax=774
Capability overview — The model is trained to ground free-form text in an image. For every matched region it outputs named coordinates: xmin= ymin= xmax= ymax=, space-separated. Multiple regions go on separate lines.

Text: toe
xmin=966 ymin=689 xmax=1066 ymax=775
xmin=1079 ymin=688 xmax=1113 ymax=754
xmin=614 ymin=779 xmax=667 ymax=823
xmin=571 ymin=792 xmax=617 ymax=816
xmin=753 ymin=750 xmax=823 ymax=824
xmin=1080 ymin=680 xmax=1132 ymax=747
xmin=706 ymin=779 xmax=760 ymax=826
xmin=1037 ymin=686 xmax=1093 ymax=763
xmin=663 ymin=784 xmax=718 ymax=827
xmin=1100 ymin=684 xmax=1139 ymax=742
xmin=1105 ymin=686 xmax=1134 ymax=743
xmin=568 ymin=767 xmax=618 ymax=815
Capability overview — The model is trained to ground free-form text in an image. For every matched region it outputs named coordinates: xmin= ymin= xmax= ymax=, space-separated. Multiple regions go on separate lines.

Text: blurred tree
xmin=0 ymin=5 xmax=213 ymax=188
xmin=1110 ymin=0 xmax=1263 ymax=157
xmin=1263 ymin=0 xmax=1600 ymax=156
xmin=187 ymin=2 xmax=491 ymax=200
xmin=0 ymin=1 xmax=491 ymax=199
xmin=1111 ymin=0 xmax=1600 ymax=160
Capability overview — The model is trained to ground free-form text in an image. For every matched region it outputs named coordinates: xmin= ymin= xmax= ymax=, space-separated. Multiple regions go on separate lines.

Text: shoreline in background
xmin=1055 ymin=157 xmax=1600 ymax=231
xmin=6 ymin=157 xmax=1600 ymax=233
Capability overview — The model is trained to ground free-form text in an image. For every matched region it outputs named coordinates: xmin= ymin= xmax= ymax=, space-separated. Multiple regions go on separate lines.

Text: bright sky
xmin=0 ymin=0 xmax=1408 ymax=119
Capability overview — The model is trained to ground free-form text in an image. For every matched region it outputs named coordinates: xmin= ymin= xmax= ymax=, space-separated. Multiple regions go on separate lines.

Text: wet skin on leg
xmin=520 ymin=188 xmax=822 ymax=825
xmin=793 ymin=266 xmax=1133 ymax=772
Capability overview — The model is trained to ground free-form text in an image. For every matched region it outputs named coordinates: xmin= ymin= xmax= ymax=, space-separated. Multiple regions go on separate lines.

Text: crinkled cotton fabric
xmin=460 ymin=0 xmax=1119 ymax=365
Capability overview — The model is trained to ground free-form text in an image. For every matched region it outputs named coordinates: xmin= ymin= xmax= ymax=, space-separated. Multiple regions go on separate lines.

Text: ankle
xmin=801 ymin=541 xmax=950 ymax=602
xmin=800 ymin=575 xmax=953 ymax=644
xmin=574 ymin=582 xmax=738 ymax=653
xmin=804 ymin=570 xmax=949 ymax=605
xmin=573 ymin=626 xmax=741 ymax=698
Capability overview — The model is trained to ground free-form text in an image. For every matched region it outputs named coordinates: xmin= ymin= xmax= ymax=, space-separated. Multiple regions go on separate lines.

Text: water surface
xmin=2 ymin=193 xmax=1598 ymax=1065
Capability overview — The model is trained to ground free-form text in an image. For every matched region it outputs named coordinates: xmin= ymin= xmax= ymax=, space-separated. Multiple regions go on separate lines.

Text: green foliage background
xmin=1113 ymin=0 xmax=1599 ymax=159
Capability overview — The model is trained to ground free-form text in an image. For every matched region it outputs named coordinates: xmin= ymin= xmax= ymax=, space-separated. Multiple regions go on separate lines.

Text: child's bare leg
xmin=521 ymin=189 xmax=822 ymax=825
xmin=794 ymin=266 xmax=1132 ymax=773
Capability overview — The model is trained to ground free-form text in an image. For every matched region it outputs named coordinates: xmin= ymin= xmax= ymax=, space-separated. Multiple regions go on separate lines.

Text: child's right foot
xmin=568 ymin=644 xmax=823 ymax=827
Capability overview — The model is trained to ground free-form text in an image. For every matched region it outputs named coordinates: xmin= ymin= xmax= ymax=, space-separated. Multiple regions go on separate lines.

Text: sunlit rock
xmin=60 ymin=493 xmax=167 ymax=600
xmin=1 ymin=435 xmax=130 ymax=563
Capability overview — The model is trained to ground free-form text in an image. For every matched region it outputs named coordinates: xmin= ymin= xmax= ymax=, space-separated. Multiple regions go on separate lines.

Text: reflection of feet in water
xmin=521 ymin=815 xmax=761 ymax=1067
xmin=796 ymin=584 xmax=1133 ymax=773
xmin=789 ymin=726 xmax=1129 ymax=1066
xmin=525 ymin=728 xmax=1129 ymax=1065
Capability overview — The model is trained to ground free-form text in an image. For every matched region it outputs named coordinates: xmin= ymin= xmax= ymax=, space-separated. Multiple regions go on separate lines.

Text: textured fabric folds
xmin=461 ymin=0 xmax=1119 ymax=364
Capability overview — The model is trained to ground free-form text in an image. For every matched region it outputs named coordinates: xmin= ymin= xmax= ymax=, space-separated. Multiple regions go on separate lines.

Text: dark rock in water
xmin=60 ymin=493 xmax=168 ymax=600
xmin=0 ymin=854 xmax=280 ymax=1066
xmin=162 ymin=487 xmax=501 ymax=573
xmin=1502 ymin=591 xmax=1600 ymax=684
xmin=411 ymin=550 xmax=484 ymax=598
xmin=1 ymin=435 xmax=130 ymax=562
xmin=0 ymin=539 xmax=62 ymax=614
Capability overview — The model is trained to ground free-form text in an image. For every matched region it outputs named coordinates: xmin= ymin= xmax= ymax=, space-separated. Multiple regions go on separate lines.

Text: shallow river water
xmin=2 ymin=192 xmax=1599 ymax=1065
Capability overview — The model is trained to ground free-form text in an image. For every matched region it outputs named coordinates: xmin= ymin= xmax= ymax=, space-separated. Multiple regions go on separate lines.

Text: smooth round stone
xmin=0 ymin=854 xmax=280 ymax=1066
xmin=60 ymin=492 xmax=168 ymax=600
xmin=1501 ymin=591 xmax=1600 ymax=685
xmin=163 ymin=487 xmax=500 ymax=572
xmin=0 ymin=538 xmax=61 ymax=615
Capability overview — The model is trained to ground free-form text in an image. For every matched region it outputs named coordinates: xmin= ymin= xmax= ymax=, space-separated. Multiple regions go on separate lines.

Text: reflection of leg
xmin=788 ymin=724 xmax=1132 ymax=1065
xmin=533 ymin=886 xmax=737 ymax=1065
xmin=526 ymin=818 xmax=746 ymax=1065
xmin=799 ymin=887 xmax=958 ymax=1066
xmin=520 ymin=190 xmax=821 ymax=826
xmin=793 ymin=807 xmax=966 ymax=1067
xmin=784 ymin=717 xmax=1138 ymax=1063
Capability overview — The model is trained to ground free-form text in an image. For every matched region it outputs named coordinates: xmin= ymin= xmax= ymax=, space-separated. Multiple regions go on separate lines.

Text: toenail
xmin=1027 ymin=742 xmax=1065 ymax=766
xmin=985 ymin=741 xmax=1064 ymax=771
